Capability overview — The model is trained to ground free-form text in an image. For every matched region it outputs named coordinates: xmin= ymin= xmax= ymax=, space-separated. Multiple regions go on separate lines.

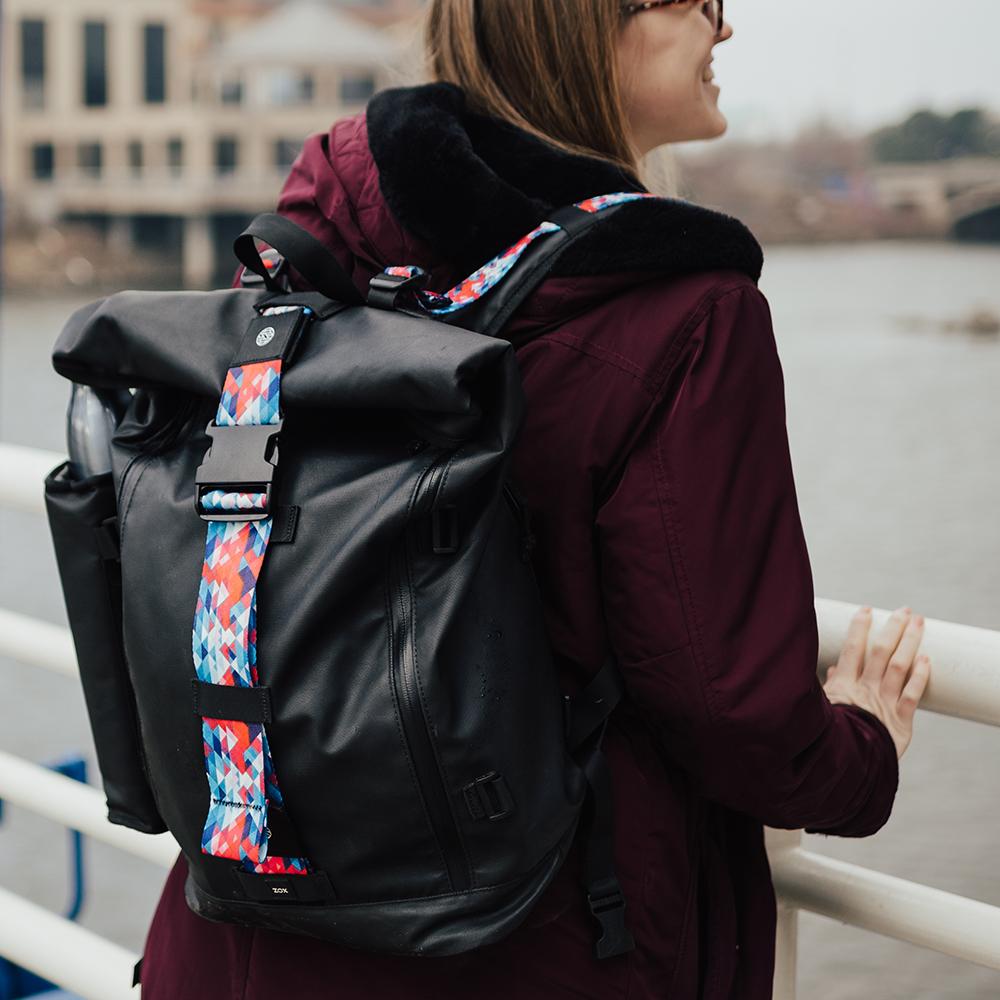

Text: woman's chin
xmin=705 ymin=109 xmax=728 ymax=139
xmin=642 ymin=103 xmax=729 ymax=148
xmin=675 ymin=110 xmax=728 ymax=143
xmin=701 ymin=89 xmax=728 ymax=133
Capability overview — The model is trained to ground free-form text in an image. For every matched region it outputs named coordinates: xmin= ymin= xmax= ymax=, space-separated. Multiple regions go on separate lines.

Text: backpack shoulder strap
xmin=370 ymin=193 xmax=655 ymax=340
xmin=463 ymin=203 xmax=607 ymax=339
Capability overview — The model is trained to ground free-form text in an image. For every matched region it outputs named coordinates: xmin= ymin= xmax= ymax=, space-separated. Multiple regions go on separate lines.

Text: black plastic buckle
xmin=368 ymin=269 xmax=429 ymax=311
xmin=587 ymin=878 xmax=636 ymax=959
xmin=195 ymin=420 xmax=283 ymax=522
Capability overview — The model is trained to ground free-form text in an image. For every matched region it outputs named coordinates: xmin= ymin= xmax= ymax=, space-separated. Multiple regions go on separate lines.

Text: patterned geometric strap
xmin=382 ymin=192 xmax=656 ymax=316
xmin=192 ymin=312 xmax=310 ymax=876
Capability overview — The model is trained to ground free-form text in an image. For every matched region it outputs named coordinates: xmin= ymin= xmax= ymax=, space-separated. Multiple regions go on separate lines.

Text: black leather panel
xmin=51 ymin=278 xmax=589 ymax=952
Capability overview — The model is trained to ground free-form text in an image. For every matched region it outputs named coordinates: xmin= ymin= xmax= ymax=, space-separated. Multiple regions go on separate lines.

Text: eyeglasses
xmin=620 ymin=0 xmax=725 ymax=37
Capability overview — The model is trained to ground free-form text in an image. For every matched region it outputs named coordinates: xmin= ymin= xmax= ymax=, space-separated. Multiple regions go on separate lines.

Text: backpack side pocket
xmin=44 ymin=461 xmax=166 ymax=834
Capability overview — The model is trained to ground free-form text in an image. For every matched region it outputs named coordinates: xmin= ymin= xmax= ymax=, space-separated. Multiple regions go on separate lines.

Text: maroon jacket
xmin=141 ymin=83 xmax=898 ymax=999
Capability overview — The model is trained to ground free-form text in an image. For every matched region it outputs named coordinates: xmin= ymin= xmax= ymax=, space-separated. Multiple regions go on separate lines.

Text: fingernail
xmin=915 ymin=614 xmax=925 ymax=627
xmin=897 ymin=606 xmax=911 ymax=616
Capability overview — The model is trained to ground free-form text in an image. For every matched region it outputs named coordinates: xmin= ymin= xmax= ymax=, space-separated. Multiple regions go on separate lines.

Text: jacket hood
xmin=277 ymin=81 xmax=764 ymax=324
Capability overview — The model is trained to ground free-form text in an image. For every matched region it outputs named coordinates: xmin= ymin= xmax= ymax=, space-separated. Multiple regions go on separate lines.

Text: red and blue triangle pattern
xmin=383 ymin=191 xmax=656 ymax=316
xmin=193 ymin=335 xmax=310 ymax=876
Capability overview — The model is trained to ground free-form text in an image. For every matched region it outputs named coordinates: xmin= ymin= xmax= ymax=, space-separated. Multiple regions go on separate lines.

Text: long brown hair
xmin=425 ymin=0 xmax=641 ymax=177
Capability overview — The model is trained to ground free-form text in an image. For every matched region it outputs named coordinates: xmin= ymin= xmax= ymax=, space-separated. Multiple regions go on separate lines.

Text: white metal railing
xmin=766 ymin=828 xmax=1000 ymax=974
xmin=0 ymin=886 xmax=144 ymax=1000
xmin=1 ymin=441 xmax=999 ymax=999
xmin=1 ymin=443 xmax=64 ymax=515
xmin=0 ymin=443 xmax=177 ymax=999
xmin=0 ymin=607 xmax=79 ymax=679
xmin=767 ymin=601 xmax=1000 ymax=997
xmin=0 ymin=749 xmax=178 ymax=870
xmin=814 ymin=600 xmax=1000 ymax=728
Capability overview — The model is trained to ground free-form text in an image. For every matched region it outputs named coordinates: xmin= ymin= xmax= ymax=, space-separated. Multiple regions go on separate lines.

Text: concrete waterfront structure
xmin=867 ymin=157 xmax=1000 ymax=238
xmin=1 ymin=0 xmax=419 ymax=286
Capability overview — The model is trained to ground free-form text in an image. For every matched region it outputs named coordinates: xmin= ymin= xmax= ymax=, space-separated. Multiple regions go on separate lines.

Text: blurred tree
xmin=870 ymin=108 xmax=1000 ymax=162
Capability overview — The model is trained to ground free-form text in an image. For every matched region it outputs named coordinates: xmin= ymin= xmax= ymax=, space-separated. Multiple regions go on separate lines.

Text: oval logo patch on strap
xmin=256 ymin=326 xmax=276 ymax=347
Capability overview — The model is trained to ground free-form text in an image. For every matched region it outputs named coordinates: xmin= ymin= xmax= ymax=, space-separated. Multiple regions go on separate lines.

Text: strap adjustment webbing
xmin=372 ymin=192 xmax=656 ymax=327
xmin=565 ymin=654 xmax=636 ymax=960
xmin=192 ymin=305 xmax=315 ymax=879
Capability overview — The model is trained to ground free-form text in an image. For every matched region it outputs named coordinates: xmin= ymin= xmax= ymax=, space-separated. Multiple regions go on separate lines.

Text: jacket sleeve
xmin=595 ymin=282 xmax=898 ymax=836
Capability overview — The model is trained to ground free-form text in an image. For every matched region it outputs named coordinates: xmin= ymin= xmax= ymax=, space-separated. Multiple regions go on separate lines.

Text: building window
xmin=78 ymin=142 xmax=103 ymax=178
xmin=268 ymin=70 xmax=314 ymax=106
xmin=167 ymin=138 xmax=184 ymax=177
xmin=83 ymin=21 xmax=108 ymax=107
xmin=220 ymin=74 xmax=243 ymax=105
xmin=143 ymin=23 xmax=167 ymax=103
xmin=128 ymin=141 xmax=143 ymax=177
xmin=340 ymin=73 xmax=376 ymax=104
xmin=31 ymin=143 xmax=55 ymax=181
xmin=21 ymin=19 xmax=46 ymax=110
xmin=274 ymin=139 xmax=302 ymax=172
xmin=214 ymin=136 xmax=239 ymax=176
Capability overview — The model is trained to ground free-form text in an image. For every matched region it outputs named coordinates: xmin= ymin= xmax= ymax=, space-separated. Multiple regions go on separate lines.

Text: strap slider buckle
xmin=462 ymin=771 xmax=514 ymax=821
xmin=587 ymin=878 xmax=636 ymax=960
xmin=368 ymin=268 xmax=428 ymax=310
xmin=195 ymin=420 xmax=283 ymax=522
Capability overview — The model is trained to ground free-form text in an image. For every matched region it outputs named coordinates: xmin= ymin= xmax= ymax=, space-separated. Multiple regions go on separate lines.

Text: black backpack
xmin=44 ymin=196 xmax=646 ymax=960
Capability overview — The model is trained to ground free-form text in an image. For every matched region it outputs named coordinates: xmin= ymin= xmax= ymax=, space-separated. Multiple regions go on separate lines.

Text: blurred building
xmin=1 ymin=0 xmax=421 ymax=286
xmin=335 ymin=0 xmax=426 ymax=27
xmin=679 ymin=135 xmax=1000 ymax=245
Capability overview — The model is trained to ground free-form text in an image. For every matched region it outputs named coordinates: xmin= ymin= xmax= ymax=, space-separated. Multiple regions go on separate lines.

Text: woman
xmin=141 ymin=1 xmax=931 ymax=996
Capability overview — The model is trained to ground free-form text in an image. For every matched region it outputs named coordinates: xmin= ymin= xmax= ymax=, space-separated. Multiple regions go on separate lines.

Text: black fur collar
xmin=367 ymin=82 xmax=763 ymax=283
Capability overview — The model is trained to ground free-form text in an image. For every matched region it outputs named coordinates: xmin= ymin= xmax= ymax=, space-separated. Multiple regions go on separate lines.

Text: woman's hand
xmin=823 ymin=606 xmax=932 ymax=760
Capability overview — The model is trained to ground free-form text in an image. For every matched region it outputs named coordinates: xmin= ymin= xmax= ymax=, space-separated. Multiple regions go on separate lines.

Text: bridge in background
xmin=869 ymin=157 xmax=1000 ymax=240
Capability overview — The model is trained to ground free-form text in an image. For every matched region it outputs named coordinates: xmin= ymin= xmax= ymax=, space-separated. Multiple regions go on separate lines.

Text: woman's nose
xmin=716 ymin=19 xmax=734 ymax=43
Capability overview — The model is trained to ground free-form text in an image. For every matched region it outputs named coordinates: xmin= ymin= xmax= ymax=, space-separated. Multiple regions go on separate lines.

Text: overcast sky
xmin=707 ymin=0 xmax=999 ymax=140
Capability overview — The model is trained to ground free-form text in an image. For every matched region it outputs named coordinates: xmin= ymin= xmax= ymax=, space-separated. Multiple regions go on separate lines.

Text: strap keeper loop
xmin=431 ymin=504 xmax=460 ymax=554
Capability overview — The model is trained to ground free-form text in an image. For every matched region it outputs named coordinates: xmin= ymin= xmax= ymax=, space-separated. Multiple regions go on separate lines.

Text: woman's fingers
xmin=826 ymin=605 xmax=931 ymax=760
xmin=837 ymin=606 xmax=873 ymax=679
xmin=861 ymin=606 xmax=912 ymax=685
xmin=898 ymin=654 xmax=932 ymax=721
xmin=881 ymin=614 xmax=925 ymax=699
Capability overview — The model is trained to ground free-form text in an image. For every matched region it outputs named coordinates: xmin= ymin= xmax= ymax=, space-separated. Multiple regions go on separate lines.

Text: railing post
xmin=767 ymin=827 xmax=801 ymax=1000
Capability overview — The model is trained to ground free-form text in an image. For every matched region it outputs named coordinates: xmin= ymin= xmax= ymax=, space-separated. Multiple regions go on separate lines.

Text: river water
xmin=1 ymin=240 xmax=999 ymax=997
